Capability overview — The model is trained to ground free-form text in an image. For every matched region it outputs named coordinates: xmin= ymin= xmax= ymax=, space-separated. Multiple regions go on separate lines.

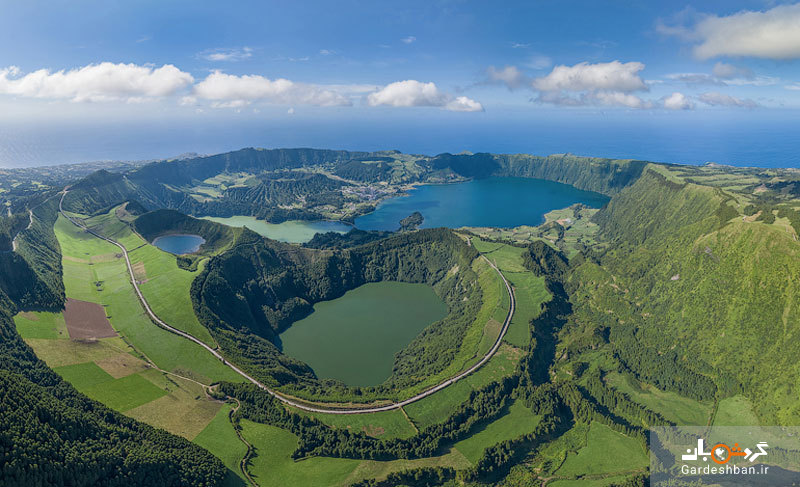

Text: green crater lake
xmin=280 ymin=282 xmax=448 ymax=386
xmin=202 ymin=215 xmax=351 ymax=243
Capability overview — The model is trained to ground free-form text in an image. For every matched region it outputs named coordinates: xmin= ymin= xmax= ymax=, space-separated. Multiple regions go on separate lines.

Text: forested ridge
xmin=192 ymin=227 xmax=484 ymax=400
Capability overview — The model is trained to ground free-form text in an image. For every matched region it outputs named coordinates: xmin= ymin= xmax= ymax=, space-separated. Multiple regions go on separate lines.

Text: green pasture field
xmin=295 ymin=408 xmax=418 ymax=440
xmin=129 ymin=244 xmax=216 ymax=347
xmin=82 ymin=373 xmax=168 ymax=412
xmin=13 ymin=311 xmax=67 ymax=339
xmin=193 ymin=403 xmax=248 ymax=483
xmin=53 ymin=361 xmax=114 ymax=389
xmin=54 ymin=214 xmax=241 ymax=384
xmin=713 ymin=395 xmax=761 ymax=426
xmin=554 ymin=422 xmax=648 ymax=478
xmin=470 ymin=236 xmax=550 ymax=348
xmin=451 ymin=400 xmax=541 ymax=464
xmin=604 ymin=371 xmax=712 ymax=426
xmin=84 ymin=205 xmax=216 ymax=346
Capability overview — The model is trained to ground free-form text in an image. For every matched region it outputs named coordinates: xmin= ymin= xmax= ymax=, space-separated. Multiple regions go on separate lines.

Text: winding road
xmin=59 ymin=190 xmax=516 ymax=414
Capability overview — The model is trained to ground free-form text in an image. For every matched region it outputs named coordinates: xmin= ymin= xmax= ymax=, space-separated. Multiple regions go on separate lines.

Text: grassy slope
xmin=554 ymin=422 xmax=648 ymax=478
xmin=55 ymin=214 xmax=241 ymax=383
xmin=577 ymin=167 xmax=800 ymax=423
xmin=83 ymin=207 xmax=217 ymax=347
xmin=193 ymin=404 xmax=249 ymax=485
xmin=451 ymin=400 xmax=541 ymax=464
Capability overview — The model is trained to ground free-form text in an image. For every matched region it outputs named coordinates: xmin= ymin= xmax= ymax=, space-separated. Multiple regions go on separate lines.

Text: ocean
xmin=1 ymin=109 xmax=798 ymax=169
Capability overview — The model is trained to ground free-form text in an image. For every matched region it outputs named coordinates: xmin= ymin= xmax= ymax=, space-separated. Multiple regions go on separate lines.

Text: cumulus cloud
xmin=532 ymin=61 xmax=647 ymax=93
xmin=697 ymin=92 xmax=759 ymax=108
xmin=193 ymin=71 xmax=352 ymax=107
xmin=531 ymin=61 xmax=650 ymax=108
xmin=485 ymin=65 xmax=529 ymax=90
xmin=366 ymin=80 xmax=483 ymax=111
xmin=0 ymin=62 xmax=193 ymax=102
xmin=662 ymin=92 xmax=695 ymax=110
xmin=401 ymin=36 xmax=417 ymax=44
xmin=664 ymin=4 xmax=800 ymax=59
xmin=199 ymin=47 xmax=254 ymax=62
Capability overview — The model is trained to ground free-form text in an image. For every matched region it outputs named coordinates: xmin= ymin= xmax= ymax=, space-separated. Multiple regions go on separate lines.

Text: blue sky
xmin=1 ymin=1 xmax=800 ymax=166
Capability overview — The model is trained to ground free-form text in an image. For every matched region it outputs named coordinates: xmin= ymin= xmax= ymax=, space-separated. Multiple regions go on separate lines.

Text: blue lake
xmin=151 ymin=234 xmax=206 ymax=254
xmin=355 ymin=177 xmax=610 ymax=231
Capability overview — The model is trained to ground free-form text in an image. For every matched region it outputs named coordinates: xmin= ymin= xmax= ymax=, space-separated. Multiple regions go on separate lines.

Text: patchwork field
xmin=16 ymin=211 xmax=250 ymax=482
xmin=54 ymin=213 xmax=240 ymax=383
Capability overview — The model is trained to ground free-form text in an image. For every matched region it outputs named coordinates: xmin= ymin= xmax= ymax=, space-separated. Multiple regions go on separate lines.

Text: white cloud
xmin=0 ymin=62 xmax=193 ymax=102
xmin=199 ymin=47 xmax=254 ymax=62
xmin=532 ymin=61 xmax=650 ymax=108
xmin=401 ymin=36 xmax=417 ymax=44
xmin=786 ymin=83 xmax=800 ymax=91
xmin=366 ymin=80 xmax=483 ymax=111
xmin=673 ymin=4 xmax=800 ymax=59
xmin=486 ymin=65 xmax=529 ymax=90
xmin=287 ymin=107 xmax=295 ymax=115
xmin=319 ymin=49 xmax=335 ymax=56
xmin=511 ymin=42 xmax=530 ymax=49
xmin=446 ymin=96 xmax=484 ymax=112
xmin=698 ymin=92 xmax=759 ymax=108
xmin=532 ymin=61 xmax=648 ymax=93
xmin=712 ymin=62 xmax=754 ymax=80
xmin=662 ymin=92 xmax=695 ymax=110
xmin=193 ymin=71 xmax=352 ymax=107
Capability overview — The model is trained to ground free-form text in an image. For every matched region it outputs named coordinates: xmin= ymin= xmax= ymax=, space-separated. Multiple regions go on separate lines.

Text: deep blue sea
xmin=1 ymin=109 xmax=798 ymax=168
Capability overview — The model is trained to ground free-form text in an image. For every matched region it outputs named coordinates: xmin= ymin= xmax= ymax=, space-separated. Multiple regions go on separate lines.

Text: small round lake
xmin=202 ymin=215 xmax=351 ymax=243
xmin=151 ymin=234 xmax=206 ymax=254
xmin=355 ymin=177 xmax=610 ymax=231
xmin=280 ymin=281 xmax=448 ymax=386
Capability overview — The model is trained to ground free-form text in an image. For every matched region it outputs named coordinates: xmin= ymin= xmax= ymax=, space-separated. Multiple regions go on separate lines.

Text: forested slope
xmin=567 ymin=166 xmax=800 ymax=423
xmin=192 ymin=227 xmax=482 ymax=398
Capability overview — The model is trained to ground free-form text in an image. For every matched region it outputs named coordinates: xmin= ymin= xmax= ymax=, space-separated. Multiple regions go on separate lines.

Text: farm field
xmin=53 ymin=213 xmax=241 ymax=384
